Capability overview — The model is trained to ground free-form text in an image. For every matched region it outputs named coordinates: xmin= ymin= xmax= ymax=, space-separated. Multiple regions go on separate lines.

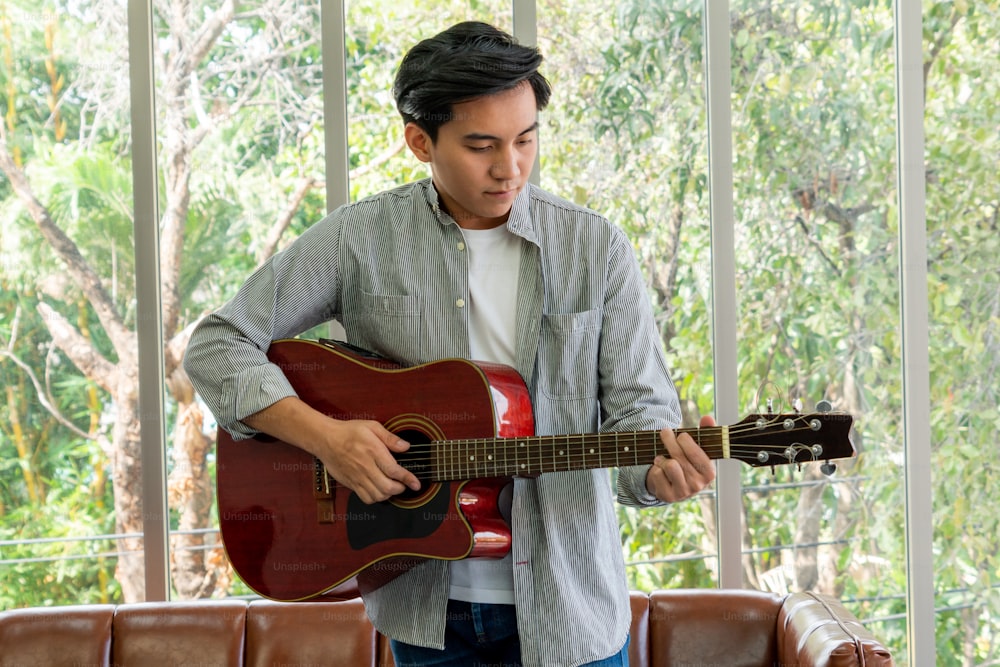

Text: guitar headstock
xmin=728 ymin=412 xmax=856 ymax=468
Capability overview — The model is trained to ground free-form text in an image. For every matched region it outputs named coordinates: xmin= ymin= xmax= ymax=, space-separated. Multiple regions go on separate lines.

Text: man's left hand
xmin=645 ymin=415 xmax=717 ymax=503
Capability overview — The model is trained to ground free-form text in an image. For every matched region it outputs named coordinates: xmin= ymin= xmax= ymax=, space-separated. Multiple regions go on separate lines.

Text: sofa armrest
xmin=777 ymin=591 xmax=895 ymax=666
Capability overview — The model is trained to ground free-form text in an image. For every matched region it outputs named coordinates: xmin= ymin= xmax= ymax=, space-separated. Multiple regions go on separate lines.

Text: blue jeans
xmin=390 ymin=600 xmax=630 ymax=667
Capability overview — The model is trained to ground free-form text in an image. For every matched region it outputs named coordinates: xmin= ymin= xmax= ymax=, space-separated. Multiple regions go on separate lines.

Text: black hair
xmin=393 ymin=21 xmax=551 ymax=142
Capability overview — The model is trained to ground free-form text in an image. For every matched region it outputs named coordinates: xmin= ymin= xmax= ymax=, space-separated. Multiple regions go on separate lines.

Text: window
xmin=2 ymin=1 xmax=997 ymax=663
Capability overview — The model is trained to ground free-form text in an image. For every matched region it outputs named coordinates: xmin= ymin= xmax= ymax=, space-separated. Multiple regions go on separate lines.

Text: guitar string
xmin=357 ymin=422 xmax=843 ymax=479
xmin=390 ymin=424 xmax=830 ymax=457
xmin=416 ymin=423 xmax=830 ymax=456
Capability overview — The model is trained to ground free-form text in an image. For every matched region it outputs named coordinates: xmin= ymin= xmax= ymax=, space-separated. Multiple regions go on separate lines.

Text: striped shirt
xmin=184 ymin=178 xmax=682 ymax=667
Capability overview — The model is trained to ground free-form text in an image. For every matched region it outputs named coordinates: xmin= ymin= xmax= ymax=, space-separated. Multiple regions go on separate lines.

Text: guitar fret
xmin=481 ymin=438 xmax=488 ymax=478
xmin=472 ymin=438 xmax=478 ymax=478
xmin=474 ymin=438 xmax=481 ymax=478
xmin=479 ymin=439 xmax=487 ymax=477
xmin=501 ymin=437 xmax=509 ymax=476
xmin=462 ymin=440 xmax=472 ymax=479
xmin=474 ymin=438 xmax=481 ymax=477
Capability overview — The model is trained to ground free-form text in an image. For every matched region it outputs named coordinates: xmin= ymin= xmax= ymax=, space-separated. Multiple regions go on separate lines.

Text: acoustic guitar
xmin=216 ymin=338 xmax=855 ymax=601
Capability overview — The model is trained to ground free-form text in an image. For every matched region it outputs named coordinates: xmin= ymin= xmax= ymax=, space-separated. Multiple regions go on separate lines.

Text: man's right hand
xmin=322 ymin=418 xmax=422 ymax=503
xmin=244 ymin=396 xmax=421 ymax=504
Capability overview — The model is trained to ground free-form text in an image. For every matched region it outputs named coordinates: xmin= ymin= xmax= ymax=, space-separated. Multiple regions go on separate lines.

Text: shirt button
xmin=457 ymin=241 xmax=466 ymax=251
xmin=456 ymin=298 xmax=466 ymax=308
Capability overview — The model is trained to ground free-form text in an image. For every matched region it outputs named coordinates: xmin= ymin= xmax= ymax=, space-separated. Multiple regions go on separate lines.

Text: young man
xmin=184 ymin=21 xmax=714 ymax=667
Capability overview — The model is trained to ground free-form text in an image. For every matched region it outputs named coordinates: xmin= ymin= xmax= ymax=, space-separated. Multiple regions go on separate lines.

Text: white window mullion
xmin=512 ymin=0 xmax=540 ymax=186
xmin=703 ymin=0 xmax=742 ymax=589
xmin=321 ymin=0 xmax=350 ymax=211
xmin=127 ymin=0 xmax=170 ymax=602
xmin=895 ymin=1 xmax=935 ymax=664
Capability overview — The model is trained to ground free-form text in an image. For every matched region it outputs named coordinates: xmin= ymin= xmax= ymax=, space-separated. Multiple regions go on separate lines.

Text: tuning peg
xmin=821 ymin=461 xmax=838 ymax=476
xmin=816 ymin=400 xmax=833 ymax=413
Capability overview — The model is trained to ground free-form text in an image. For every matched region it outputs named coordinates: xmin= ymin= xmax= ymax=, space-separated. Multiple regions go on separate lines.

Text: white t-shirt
xmin=448 ymin=223 xmax=521 ymax=605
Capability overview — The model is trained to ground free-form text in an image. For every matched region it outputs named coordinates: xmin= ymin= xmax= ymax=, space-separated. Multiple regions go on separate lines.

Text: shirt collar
xmin=419 ymin=178 xmax=538 ymax=245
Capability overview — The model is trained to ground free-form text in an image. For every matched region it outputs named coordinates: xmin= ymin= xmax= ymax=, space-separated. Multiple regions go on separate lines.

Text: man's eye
xmin=469 ymin=146 xmax=491 ymax=152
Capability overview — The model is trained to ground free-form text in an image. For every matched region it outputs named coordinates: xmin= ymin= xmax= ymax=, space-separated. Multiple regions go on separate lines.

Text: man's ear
xmin=404 ymin=123 xmax=433 ymax=163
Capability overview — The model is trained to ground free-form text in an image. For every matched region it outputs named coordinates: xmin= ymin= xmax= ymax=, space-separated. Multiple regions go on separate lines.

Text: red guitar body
xmin=217 ymin=339 xmax=857 ymax=601
xmin=216 ymin=339 xmax=534 ymax=601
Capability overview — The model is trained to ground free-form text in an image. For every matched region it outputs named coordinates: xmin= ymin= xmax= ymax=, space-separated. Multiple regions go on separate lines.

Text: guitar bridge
xmin=314 ymin=457 xmax=335 ymax=524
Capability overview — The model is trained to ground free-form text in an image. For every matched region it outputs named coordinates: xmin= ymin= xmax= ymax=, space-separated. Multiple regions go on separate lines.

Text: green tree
xmin=1 ymin=0 xmax=329 ymax=601
xmin=572 ymin=0 xmax=1000 ymax=662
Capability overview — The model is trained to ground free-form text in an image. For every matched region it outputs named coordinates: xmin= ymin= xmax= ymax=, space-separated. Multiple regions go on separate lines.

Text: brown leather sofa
xmin=0 ymin=588 xmax=893 ymax=666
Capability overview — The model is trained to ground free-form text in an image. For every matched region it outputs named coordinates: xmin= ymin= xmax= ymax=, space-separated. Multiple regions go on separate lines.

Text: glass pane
xmin=728 ymin=0 xmax=903 ymax=655
xmin=0 ymin=0 xmax=136 ymax=604
xmin=345 ymin=0 xmax=513 ymax=201
xmin=923 ymin=3 xmax=1000 ymax=664
xmin=537 ymin=0 xmax=715 ymax=589
xmin=164 ymin=0 xmax=327 ymax=599
xmin=167 ymin=0 xmax=520 ymax=601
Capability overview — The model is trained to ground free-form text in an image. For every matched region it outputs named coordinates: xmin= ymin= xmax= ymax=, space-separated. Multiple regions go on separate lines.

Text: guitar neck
xmin=425 ymin=426 xmax=728 ymax=482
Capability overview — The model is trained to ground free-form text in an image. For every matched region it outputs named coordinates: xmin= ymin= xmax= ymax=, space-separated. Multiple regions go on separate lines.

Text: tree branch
xmin=794 ymin=215 xmax=843 ymax=278
xmin=0 ymin=128 xmax=132 ymax=354
xmin=252 ymin=139 xmax=406 ymax=265
xmin=256 ymin=176 xmax=319 ymax=264
xmin=0 ymin=346 xmax=95 ymax=440
xmin=36 ymin=302 xmax=120 ymax=395
xmin=1 ymin=304 xmax=93 ymax=439
xmin=186 ymin=0 xmax=238 ymax=74
xmin=350 ymin=137 xmax=408 ymax=180
xmin=165 ymin=318 xmax=201 ymax=380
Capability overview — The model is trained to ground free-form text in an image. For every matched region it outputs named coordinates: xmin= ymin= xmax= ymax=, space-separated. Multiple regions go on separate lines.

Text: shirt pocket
xmin=537 ymin=309 xmax=601 ymax=400
xmin=343 ymin=289 xmax=422 ymax=362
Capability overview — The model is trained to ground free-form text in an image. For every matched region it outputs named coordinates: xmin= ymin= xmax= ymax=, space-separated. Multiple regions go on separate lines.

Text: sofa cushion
xmin=111 ymin=600 xmax=247 ymax=666
xmin=0 ymin=604 xmax=114 ymax=666
xmin=246 ymin=598 xmax=380 ymax=667
xmin=649 ymin=589 xmax=784 ymax=667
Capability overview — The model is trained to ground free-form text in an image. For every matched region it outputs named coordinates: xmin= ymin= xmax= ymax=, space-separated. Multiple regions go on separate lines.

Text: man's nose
xmin=490 ymin=146 xmax=520 ymax=180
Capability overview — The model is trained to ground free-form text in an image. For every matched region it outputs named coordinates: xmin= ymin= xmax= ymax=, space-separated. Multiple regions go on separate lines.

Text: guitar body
xmin=217 ymin=339 xmax=534 ymax=601
xmin=217 ymin=339 xmax=858 ymax=601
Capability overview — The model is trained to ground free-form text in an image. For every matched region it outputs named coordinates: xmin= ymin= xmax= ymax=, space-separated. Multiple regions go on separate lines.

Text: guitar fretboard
xmin=424 ymin=427 xmax=729 ymax=482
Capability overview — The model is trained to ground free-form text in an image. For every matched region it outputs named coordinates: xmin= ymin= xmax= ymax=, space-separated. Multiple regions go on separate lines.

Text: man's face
xmin=405 ymin=82 xmax=539 ymax=230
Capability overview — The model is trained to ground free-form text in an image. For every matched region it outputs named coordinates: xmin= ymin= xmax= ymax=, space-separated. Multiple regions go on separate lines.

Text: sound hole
xmin=393 ymin=429 xmax=435 ymax=500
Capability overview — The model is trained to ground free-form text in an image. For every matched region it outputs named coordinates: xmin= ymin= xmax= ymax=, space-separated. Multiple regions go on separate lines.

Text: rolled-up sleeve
xmin=184 ymin=311 xmax=299 ymax=440
xmin=183 ymin=210 xmax=343 ymax=439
